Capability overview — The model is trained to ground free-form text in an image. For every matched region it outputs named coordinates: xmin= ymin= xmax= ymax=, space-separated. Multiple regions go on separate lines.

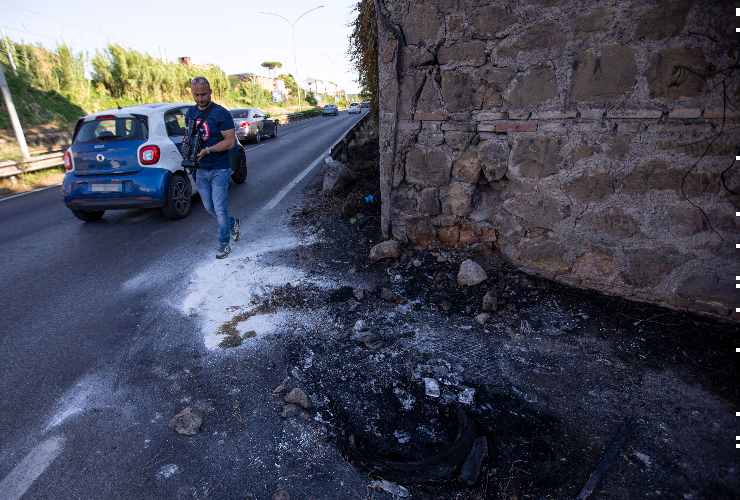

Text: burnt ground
xmin=237 ymin=164 xmax=739 ymax=499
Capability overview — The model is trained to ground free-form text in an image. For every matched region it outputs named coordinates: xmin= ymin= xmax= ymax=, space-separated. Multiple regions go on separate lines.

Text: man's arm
xmin=197 ymin=129 xmax=235 ymax=159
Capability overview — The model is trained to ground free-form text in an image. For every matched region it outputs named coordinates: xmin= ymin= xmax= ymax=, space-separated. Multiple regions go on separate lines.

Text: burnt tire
xmin=231 ymin=151 xmax=248 ymax=185
xmin=71 ymin=209 xmax=105 ymax=222
xmin=161 ymin=172 xmax=192 ymax=220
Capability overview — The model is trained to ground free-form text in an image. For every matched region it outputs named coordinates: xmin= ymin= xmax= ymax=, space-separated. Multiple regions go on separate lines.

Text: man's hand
xmin=196 ymin=147 xmax=210 ymax=160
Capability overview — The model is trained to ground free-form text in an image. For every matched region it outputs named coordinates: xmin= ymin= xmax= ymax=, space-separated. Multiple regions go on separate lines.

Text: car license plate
xmin=91 ymin=183 xmax=122 ymax=193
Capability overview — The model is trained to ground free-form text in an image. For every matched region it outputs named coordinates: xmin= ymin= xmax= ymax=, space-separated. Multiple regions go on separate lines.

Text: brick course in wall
xmin=376 ymin=0 xmax=739 ymax=320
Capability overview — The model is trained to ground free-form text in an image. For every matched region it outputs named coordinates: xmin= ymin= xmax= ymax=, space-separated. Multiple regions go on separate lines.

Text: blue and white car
xmin=63 ymin=103 xmax=248 ymax=222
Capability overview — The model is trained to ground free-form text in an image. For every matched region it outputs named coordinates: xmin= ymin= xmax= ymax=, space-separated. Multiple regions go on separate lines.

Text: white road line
xmin=0 ymin=184 xmax=61 ymax=203
xmin=0 ymin=436 xmax=65 ymax=500
xmin=262 ymin=151 xmax=329 ymax=212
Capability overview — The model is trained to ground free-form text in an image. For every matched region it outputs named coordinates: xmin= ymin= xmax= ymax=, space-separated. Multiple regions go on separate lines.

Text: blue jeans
xmin=196 ymin=168 xmax=234 ymax=247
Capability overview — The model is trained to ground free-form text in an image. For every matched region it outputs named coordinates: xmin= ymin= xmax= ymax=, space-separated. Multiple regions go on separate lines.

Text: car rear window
xmin=74 ymin=116 xmax=148 ymax=144
xmin=231 ymin=110 xmax=252 ymax=119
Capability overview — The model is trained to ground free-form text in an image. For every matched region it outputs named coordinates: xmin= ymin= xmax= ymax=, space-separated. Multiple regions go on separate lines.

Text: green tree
xmin=349 ymin=0 xmax=377 ymax=116
xmin=260 ymin=61 xmax=283 ymax=78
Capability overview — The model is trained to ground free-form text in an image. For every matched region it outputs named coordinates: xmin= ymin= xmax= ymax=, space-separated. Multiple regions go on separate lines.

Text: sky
xmin=0 ymin=0 xmax=361 ymax=93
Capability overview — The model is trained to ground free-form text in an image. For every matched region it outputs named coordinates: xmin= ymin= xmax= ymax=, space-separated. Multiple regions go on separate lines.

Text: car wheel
xmin=71 ymin=209 xmax=105 ymax=222
xmin=161 ymin=172 xmax=192 ymax=220
xmin=253 ymin=131 xmax=261 ymax=144
xmin=272 ymin=125 xmax=278 ymax=138
xmin=231 ymin=151 xmax=248 ymax=185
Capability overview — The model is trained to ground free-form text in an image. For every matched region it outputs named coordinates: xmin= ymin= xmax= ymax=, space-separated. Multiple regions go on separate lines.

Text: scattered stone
xmin=284 ymin=388 xmax=312 ymax=410
xmin=381 ymin=287 xmax=396 ymax=302
xmin=412 ymin=258 xmax=422 ymax=267
xmin=218 ymin=335 xmax=242 ymax=348
xmin=368 ymin=479 xmax=410 ymax=498
xmin=353 ymin=319 xmax=369 ymax=333
xmin=459 ymin=436 xmax=489 ymax=485
xmin=369 ymin=240 xmax=401 ymax=262
xmin=169 ymin=407 xmax=203 ymax=436
xmin=475 ymin=313 xmax=491 ymax=325
xmin=353 ymin=288 xmax=366 ymax=301
xmin=457 ymin=259 xmax=488 ymax=287
xmin=482 ymin=290 xmax=498 ymax=311
xmin=272 ymin=384 xmax=287 ymax=397
xmin=424 ymin=377 xmax=441 ymax=398
xmin=272 ymin=488 xmax=291 ymax=500
xmin=352 ymin=330 xmax=385 ymax=350
xmin=281 ymin=404 xmax=302 ymax=419
xmin=322 ymin=158 xmax=353 ymax=193
xmin=441 ymin=301 xmax=452 ymax=312
xmin=458 ymin=387 xmax=476 ymax=405
xmin=242 ymin=330 xmax=257 ymax=339
xmin=634 ymin=451 xmax=652 ymax=468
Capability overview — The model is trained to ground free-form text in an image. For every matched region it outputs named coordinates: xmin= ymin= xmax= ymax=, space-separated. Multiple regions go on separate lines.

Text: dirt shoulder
xmin=240 ymin=159 xmax=739 ymax=498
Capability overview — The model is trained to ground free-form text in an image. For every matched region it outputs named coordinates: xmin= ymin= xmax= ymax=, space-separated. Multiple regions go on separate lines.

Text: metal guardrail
xmin=0 ymin=151 xmax=65 ymax=179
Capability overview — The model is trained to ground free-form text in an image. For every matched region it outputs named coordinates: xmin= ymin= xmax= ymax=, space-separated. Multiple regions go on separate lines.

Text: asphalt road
xmin=0 ymin=111 xmax=367 ymax=499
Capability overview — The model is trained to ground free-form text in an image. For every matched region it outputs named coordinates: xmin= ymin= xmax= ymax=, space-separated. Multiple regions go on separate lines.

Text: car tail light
xmin=240 ymin=121 xmax=250 ymax=128
xmin=63 ymin=150 xmax=73 ymax=172
xmin=139 ymin=145 xmax=160 ymax=165
xmin=96 ymin=115 xmax=116 ymax=120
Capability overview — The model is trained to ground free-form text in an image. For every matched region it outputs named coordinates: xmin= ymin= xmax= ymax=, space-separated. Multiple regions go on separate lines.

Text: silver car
xmin=231 ymin=108 xmax=278 ymax=144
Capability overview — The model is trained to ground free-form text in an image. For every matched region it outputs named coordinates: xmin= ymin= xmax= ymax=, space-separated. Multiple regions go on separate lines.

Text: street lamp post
xmin=259 ymin=5 xmax=324 ymax=111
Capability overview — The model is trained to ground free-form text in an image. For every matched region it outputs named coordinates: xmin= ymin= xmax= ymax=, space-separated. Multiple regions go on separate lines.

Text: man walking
xmin=186 ymin=76 xmax=240 ymax=258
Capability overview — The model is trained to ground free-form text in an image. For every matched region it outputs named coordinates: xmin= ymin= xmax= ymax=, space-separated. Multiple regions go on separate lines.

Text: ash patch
xmin=265 ymin=167 xmax=740 ymax=498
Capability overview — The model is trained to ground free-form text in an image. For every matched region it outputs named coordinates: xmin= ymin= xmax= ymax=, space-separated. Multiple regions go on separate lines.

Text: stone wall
xmin=376 ymin=0 xmax=739 ymax=320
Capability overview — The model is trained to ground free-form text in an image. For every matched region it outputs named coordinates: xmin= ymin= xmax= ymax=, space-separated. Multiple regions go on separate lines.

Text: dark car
xmin=322 ymin=104 xmax=338 ymax=116
xmin=231 ymin=108 xmax=278 ymax=144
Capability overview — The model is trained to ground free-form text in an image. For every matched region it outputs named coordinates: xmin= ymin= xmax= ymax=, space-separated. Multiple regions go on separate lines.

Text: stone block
xmin=583 ymin=207 xmax=641 ymax=239
xmin=676 ymin=270 xmax=735 ymax=316
xmin=564 ymin=171 xmax=614 ymax=201
xmin=479 ymin=139 xmax=509 ymax=182
xmin=438 ymin=40 xmax=487 ymax=67
xmin=508 ymin=110 xmax=532 ymax=120
xmin=703 ymin=109 xmax=740 ymax=120
xmin=444 ymin=131 xmax=475 ymax=151
xmin=512 ymin=21 xmax=566 ymax=52
xmin=490 ymin=121 xmax=538 ymax=133
xmin=510 ymin=135 xmax=564 ymax=178
xmin=573 ymin=144 xmax=598 ymax=160
xmin=441 ymin=70 xmax=475 ymax=112
xmin=606 ymin=135 xmax=631 ymax=160
xmin=405 ymin=147 xmax=453 ymax=187
xmin=416 ymin=76 xmax=445 ymax=116
xmin=445 ymin=182 xmax=476 ymax=216
xmin=647 ymin=48 xmax=707 ymax=99
xmin=418 ymin=188 xmax=441 ymax=216
xmin=507 ymin=65 xmax=558 ymax=108
xmin=572 ymin=46 xmax=637 ymax=101
xmin=516 ymin=239 xmax=571 ymax=275
xmin=441 ymin=121 xmax=476 ymax=132
xmin=438 ymin=225 xmax=461 ymax=246
xmin=472 ymin=5 xmax=516 ymax=38
xmin=404 ymin=3 xmax=443 ymax=46
xmin=620 ymin=247 xmax=687 ymax=288
xmin=621 ymin=160 xmax=681 ymax=193
xmin=668 ymin=108 xmax=702 ymax=119
xmin=452 ymin=150 xmax=482 ymax=183
xmin=575 ymin=7 xmax=609 ymax=33
xmin=579 ymin=109 xmax=606 ymax=120
xmin=572 ymin=248 xmax=616 ymax=281
xmin=402 ymin=45 xmax=435 ymax=67
xmin=503 ymin=192 xmax=570 ymax=228
xmin=458 ymin=224 xmax=480 ymax=245
xmin=606 ymin=109 xmax=663 ymax=120
xmin=418 ymin=130 xmax=445 ymax=147
xmin=635 ymin=0 xmax=692 ymax=40
xmin=531 ymin=110 xmax=578 ymax=120
xmin=406 ymin=216 xmax=437 ymax=247
xmin=475 ymin=111 xmax=508 ymax=121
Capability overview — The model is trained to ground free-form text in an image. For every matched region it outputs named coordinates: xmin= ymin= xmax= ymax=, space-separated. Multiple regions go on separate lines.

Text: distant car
xmin=62 ymin=103 xmax=248 ymax=222
xmin=348 ymin=102 xmax=361 ymax=114
xmin=360 ymin=102 xmax=370 ymax=109
xmin=231 ymin=108 xmax=278 ymax=144
xmin=322 ymin=104 xmax=339 ymax=116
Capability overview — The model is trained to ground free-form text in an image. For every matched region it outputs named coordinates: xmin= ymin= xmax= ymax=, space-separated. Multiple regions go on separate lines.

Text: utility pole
xmin=259 ymin=5 xmax=325 ymax=111
xmin=0 ymin=63 xmax=31 ymax=162
xmin=1 ymin=30 xmax=17 ymax=73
